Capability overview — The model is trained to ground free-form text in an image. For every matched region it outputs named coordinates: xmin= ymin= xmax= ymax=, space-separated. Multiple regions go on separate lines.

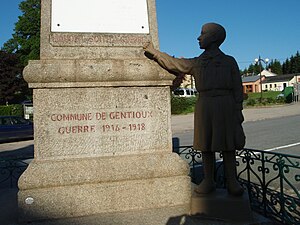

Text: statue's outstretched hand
xmin=143 ymin=42 xmax=156 ymax=59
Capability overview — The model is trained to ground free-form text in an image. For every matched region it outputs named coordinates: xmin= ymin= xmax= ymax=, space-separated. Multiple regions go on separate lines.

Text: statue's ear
xmin=210 ymin=32 xmax=219 ymax=44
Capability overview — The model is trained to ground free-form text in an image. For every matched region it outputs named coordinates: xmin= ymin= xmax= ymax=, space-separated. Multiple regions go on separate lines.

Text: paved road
xmin=173 ymin=115 xmax=300 ymax=155
xmin=0 ymin=140 xmax=33 ymax=159
xmin=172 ymin=103 xmax=300 ymax=133
xmin=244 ymin=115 xmax=300 ymax=152
xmin=172 ymin=103 xmax=300 ymax=155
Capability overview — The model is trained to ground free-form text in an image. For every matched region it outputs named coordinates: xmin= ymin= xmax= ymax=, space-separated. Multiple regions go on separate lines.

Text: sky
xmin=1 ymin=0 xmax=299 ymax=70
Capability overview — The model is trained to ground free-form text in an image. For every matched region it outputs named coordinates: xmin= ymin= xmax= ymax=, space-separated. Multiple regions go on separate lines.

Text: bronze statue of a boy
xmin=144 ymin=22 xmax=245 ymax=196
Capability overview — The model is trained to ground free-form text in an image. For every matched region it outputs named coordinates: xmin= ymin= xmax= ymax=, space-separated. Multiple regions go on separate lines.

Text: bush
xmin=276 ymin=96 xmax=285 ymax=104
xmin=0 ymin=104 xmax=23 ymax=116
xmin=171 ymin=91 xmax=286 ymax=113
xmin=244 ymin=91 xmax=286 ymax=107
xmin=171 ymin=96 xmax=197 ymax=114
xmin=261 ymin=97 xmax=275 ymax=105
xmin=245 ymin=98 xmax=256 ymax=106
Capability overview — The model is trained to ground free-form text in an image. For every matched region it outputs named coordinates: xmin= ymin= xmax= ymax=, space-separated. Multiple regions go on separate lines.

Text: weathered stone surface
xmin=40 ymin=0 xmax=159 ymax=60
xmin=18 ymin=153 xmax=188 ymax=190
xmin=19 ymin=170 xmax=191 ymax=221
xmin=50 ymin=33 xmax=151 ymax=47
xmin=19 ymin=152 xmax=190 ymax=222
xmin=29 ymin=87 xmax=171 ymax=159
xmin=18 ymin=0 xmax=191 ymax=222
xmin=19 ymin=206 xmax=190 ymax=225
xmin=23 ymin=59 xmax=173 ymax=87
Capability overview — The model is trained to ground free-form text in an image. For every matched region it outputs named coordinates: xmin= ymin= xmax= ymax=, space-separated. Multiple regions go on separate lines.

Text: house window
xmin=270 ymin=84 xmax=272 ymax=88
xmin=265 ymin=85 xmax=268 ymax=89
xmin=274 ymin=84 xmax=277 ymax=88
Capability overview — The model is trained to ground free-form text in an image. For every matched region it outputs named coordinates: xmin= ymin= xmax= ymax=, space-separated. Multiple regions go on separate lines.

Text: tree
xmin=245 ymin=63 xmax=261 ymax=75
xmin=282 ymin=51 xmax=300 ymax=74
xmin=268 ymin=59 xmax=282 ymax=75
xmin=242 ymin=51 xmax=300 ymax=76
xmin=0 ymin=51 xmax=25 ymax=105
xmin=2 ymin=0 xmax=41 ymax=66
xmin=290 ymin=51 xmax=300 ymax=73
xmin=282 ymin=58 xmax=291 ymax=74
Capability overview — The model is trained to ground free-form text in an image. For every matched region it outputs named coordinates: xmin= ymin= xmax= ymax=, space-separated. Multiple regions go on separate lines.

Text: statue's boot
xmin=223 ymin=151 xmax=244 ymax=196
xmin=194 ymin=152 xmax=216 ymax=194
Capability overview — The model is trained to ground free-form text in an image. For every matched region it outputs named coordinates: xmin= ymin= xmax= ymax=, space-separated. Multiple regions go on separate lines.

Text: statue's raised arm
xmin=143 ymin=42 xmax=195 ymax=76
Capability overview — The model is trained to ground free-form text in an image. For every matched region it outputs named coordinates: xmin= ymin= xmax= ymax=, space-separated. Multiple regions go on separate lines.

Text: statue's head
xmin=198 ymin=23 xmax=226 ymax=49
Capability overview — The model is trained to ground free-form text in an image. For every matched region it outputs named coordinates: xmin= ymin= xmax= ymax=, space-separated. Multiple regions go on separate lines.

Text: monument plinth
xmin=18 ymin=0 xmax=191 ymax=222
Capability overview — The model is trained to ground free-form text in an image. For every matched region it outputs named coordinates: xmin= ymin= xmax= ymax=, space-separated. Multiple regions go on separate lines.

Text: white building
xmin=260 ymin=69 xmax=277 ymax=77
xmin=262 ymin=74 xmax=299 ymax=92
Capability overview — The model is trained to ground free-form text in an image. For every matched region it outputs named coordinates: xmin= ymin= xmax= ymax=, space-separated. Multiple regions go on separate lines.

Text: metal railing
xmin=0 ymin=147 xmax=299 ymax=224
xmin=174 ymin=146 xmax=300 ymax=225
xmin=0 ymin=157 xmax=30 ymax=189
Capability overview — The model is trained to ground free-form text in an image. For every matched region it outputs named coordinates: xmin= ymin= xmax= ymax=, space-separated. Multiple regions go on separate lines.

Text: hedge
xmin=171 ymin=96 xmax=197 ymax=114
xmin=0 ymin=104 xmax=23 ymax=116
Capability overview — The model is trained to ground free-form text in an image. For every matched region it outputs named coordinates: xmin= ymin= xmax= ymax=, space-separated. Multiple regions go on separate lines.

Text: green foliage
xmin=268 ymin=59 xmax=283 ymax=75
xmin=247 ymin=91 xmax=281 ymax=99
xmin=1 ymin=0 xmax=41 ymax=66
xmin=276 ymin=96 xmax=285 ymax=104
xmin=0 ymin=0 xmax=38 ymax=103
xmin=0 ymin=51 xmax=26 ymax=104
xmin=282 ymin=51 xmax=300 ymax=74
xmin=242 ymin=63 xmax=261 ymax=75
xmin=242 ymin=51 xmax=300 ymax=75
xmin=172 ymin=91 xmax=286 ymax=113
xmin=0 ymin=104 xmax=23 ymax=116
xmin=171 ymin=96 xmax=197 ymax=114
xmin=244 ymin=91 xmax=284 ymax=107
xmin=245 ymin=98 xmax=256 ymax=106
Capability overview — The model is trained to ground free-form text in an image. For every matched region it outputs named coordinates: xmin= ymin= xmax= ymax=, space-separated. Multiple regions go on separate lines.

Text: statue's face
xmin=197 ymin=23 xmax=223 ymax=49
xmin=197 ymin=25 xmax=214 ymax=49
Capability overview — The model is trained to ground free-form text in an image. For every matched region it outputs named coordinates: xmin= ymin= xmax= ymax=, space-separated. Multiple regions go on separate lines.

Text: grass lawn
xmin=247 ymin=91 xmax=281 ymax=99
xmin=244 ymin=91 xmax=285 ymax=107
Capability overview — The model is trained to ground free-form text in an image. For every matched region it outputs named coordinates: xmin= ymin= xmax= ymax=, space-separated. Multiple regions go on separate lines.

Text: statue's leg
xmin=223 ymin=151 xmax=244 ymax=196
xmin=194 ymin=152 xmax=216 ymax=194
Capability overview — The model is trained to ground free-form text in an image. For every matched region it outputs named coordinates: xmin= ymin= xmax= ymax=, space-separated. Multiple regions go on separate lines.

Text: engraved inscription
xmin=35 ymin=87 xmax=171 ymax=158
xmin=50 ymin=33 xmax=150 ymax=47
xmin=49 ymin=110 xmax=153 ymax=135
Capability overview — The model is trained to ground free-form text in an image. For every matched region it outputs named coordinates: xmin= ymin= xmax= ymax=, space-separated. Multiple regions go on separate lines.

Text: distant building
xmin=262 ymin=74 xmax=299 ymax=92
xmin=242 ymin=75 xmax=266 ymax=93
xmin=180 ymin=74 xmax=195 ymax=89
xmin=260 ymin=69 xmax=277 ymax=77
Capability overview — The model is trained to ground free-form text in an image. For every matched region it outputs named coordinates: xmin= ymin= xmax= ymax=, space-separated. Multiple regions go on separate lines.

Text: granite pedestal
xmin=18 ymin=0 xmax=191 ymax=222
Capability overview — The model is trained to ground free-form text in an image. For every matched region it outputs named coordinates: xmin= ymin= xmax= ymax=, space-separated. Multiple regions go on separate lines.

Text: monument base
xmin=17 ymin=205 xmax=191 ymax=225
xmin=191 ymin=187 xmax=253 ymax=222
xmin=18 ymin=153 xmax=191 ymax=222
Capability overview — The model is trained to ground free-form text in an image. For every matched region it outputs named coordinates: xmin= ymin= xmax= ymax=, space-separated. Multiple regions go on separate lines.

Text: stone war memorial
xmin=18 ymin=0 xmax=191 ymax=223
